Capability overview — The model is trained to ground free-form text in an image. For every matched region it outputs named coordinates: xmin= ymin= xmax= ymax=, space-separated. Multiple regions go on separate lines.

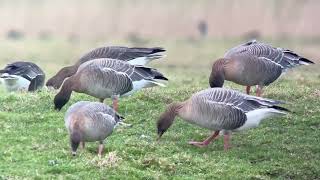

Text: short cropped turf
xmin=0 ymin=38 xmax=319 ymax=179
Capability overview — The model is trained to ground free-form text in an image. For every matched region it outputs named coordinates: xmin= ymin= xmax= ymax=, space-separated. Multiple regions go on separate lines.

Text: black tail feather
xmin=151 ymin=69 xmax=168 ymax=81
xmin=151 ymin=47 xmax=166 ymax=54
xmin=270 ymin=105 xmax=291 ymax=113
xmin=300 ymin=57 xmax=315 ymax=64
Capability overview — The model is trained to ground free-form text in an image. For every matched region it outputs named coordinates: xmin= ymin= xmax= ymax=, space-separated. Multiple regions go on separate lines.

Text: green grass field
xmin=0 ymin=38 xmax=319 ymax=179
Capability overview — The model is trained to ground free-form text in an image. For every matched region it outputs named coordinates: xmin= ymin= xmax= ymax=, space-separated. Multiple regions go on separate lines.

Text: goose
xmin=210 ymin=40 xmax=315 ymax=96
xmin=65 ymin=101 xmax=122 ymax=156
xmin=0 ymin=61 xmax=45 ymax=92
xmin=157 ymin=88 xmax=289 ymax=150
xmin=209 ymin=54 xmax=283 ymax=96
xmin=46 ymin=46 xmax=165 ymax=89
xmin=54 ymin=58 xmax=168 ymax=111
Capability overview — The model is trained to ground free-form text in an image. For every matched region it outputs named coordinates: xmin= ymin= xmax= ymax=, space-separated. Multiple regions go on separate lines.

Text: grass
xmin=0 ymin=38 xmax=320 ymax=179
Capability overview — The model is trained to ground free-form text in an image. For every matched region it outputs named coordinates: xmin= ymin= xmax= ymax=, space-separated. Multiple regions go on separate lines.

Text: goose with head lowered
xmin=0 ymin=61 xmax=45 ymax=92
xmin=46 ymin=46 xmax=165 ymax=89
xmin=65 ymin=101 xmax=123 ymax=156
xmin=209 ymin=40 xmax=314 ymax=96
xmin=157 ymin=88 xmax=289 ymax=150
xmin=54 ymin=58 xmax=168 ymax=111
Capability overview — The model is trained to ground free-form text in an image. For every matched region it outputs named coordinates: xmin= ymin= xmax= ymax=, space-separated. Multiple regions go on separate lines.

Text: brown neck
xmin=47 ymin=65 xmax=77 ymax=89
xmin=167 ymin=102 xmax=184 ymax=115
xmin=157 ymin=102 xmax=185 ymax=137
xmin=54 ymin=78 xmax=74 ymax=110
xmin=209 ymin=58 xmax=227 ymax=88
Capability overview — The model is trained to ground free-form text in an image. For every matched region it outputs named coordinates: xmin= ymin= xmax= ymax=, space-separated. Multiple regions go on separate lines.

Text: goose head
xmin=54 ymin=93 xmax=69 ymax=111
xmin=53 ymin=78 xmax=73 ymax=110
xmin=209 ymin=58 xmax=226 ymax=88
xmin=46 ymin=66 xmax=74 ymax=89
xmin=156 ymin=103 xmax=182 ymax=139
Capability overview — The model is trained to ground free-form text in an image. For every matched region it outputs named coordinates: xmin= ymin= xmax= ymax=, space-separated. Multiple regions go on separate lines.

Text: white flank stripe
xmin=235 ymin=108 xmax=286 ymax=131
xmin=122 ymin=80 xmax=165 ymax=96
xmin=128 ymin=57 xmax=149 ymax=66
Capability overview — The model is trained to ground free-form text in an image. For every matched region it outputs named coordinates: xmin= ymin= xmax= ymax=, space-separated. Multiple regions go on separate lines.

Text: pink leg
xmin=256 ymin=85 xmax=263 ymax=97
xmin=223 ymin=133 xmax=231 ymax=151
xmin=112 ymin=95 xmax=119 ymax=112
xmin=98 ymin=142 xmax=104 ymax=157
xmin=246 ymin=86 xmax=251 ymax=95
xmin=189 ymin=131 xmax=220 ymax=147
xmin=80 ymin=141 xmax=85 ymax=149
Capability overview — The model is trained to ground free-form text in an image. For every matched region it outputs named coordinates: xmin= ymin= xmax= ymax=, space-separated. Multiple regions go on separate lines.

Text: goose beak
xmin=156 ymin=131 xmax=164 ymax=141
xmin=54 ymin=106 xmax=61 ymax=111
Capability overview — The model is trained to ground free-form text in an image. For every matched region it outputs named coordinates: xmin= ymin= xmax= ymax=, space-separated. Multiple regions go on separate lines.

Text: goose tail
xmin=269 ymin=105 xmax=290 ymax=113
xmin=150 ymin=69 xmax=168 ymax=81
xmin=281 ymin=50 xmax=315 ymax=68
xmin=128 ymin=47 xmax=166 ymax=65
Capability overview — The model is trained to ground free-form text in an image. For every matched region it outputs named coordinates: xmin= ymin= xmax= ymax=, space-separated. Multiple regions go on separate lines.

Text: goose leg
xmin=80 ymin=141 xmax=85 ymax=149
xmin=188 ymin=131 xmax=220 ymax=147
xmin=223 ymin=133 xmax=231 ymax=151
xmin=256 ymin=85 xmax=264 ymax=97
xmin=246 ymin=86 xmax=251 ymax=95
xmin=111 ymin=95 xmax=119 ymax=112
xmin=98 ymin=141 xmax=104 ymax=157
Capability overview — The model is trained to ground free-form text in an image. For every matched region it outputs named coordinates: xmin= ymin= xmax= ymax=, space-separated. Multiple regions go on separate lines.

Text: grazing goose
xmin=157 ymin=88 xmax=289 ymax=150
xmin=65 ymin=101 xmax=122 ymax=156
xmin=211 ymin=40 xmax=314 ymax=96
xmin=46 ymin=46 xmax=165 ymax=89
xmin=0 ymin=61 xmax=45 ymax=92
xmin=54 ymin=58 xmax=168 ymax=111
xmin=209 ymin=54 xmax=283 ymax=96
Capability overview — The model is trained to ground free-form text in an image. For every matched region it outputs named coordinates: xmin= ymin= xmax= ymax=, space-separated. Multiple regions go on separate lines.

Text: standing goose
xmin=209 ymin=54 xmax=283 ymax=96
xmin=0 ymin=61 xmax=45 ymax=92
xmin=210 ymin=40 xmax=314 ymax=96
xmin=46 ymin=46 xmax=165 ymax=89
xmin=157 ymin=88 xmax=289 ymax=150
xmin=54 ymin=58 xmax=168 ymax=111
xmin=65 ymin=101 xmax=122 ymax=156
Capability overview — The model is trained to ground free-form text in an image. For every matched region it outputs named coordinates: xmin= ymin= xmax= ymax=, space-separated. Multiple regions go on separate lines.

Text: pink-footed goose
xmin=65 ymin=101 xmax=122 ymax=156
xmin=210 ymin=40 xmax=314 ymax=96
xmin=46 ymin=46 xmax=165 ymax=89
xmin=54 ymin=58 xmax=168 ymax=111
xmin=209 ymin=54 xmax=283 ymax=97
xmin=157 ymin=88 xmax=289 ymax=150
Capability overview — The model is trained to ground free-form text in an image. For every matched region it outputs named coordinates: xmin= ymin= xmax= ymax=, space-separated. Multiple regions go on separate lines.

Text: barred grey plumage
xmin=65 ymin=101 xmax=122 ymax=156
xmin=209 ymin=54 xmax=283 ymax=94
xmin=78 ymin=46 xmax=165 ymax=65
xmin=224 ymin=39 xmax=314 ymax=70
xmin=186 ymin=88 xmax=286 ymax=130
xmin=157 ymin=88 xmax=289 ymax=150
xmin=53 ymin=58 xmax=168 ymax=110
xmin=46 ymin=46 xmax=166 ymax=89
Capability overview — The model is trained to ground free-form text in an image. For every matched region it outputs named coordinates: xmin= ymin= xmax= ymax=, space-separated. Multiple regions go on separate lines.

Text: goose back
xmin=65 ymin=101 xmax=120 ymax=142
xmin=223 ymin=54 xmax=283 ymax=86
xmin=0 ymin=61 xmax=45 ymax=91
xmin=76 ymin=58 xmax=167 ymax=97
xmin=46 ymin=46 xmax=165 ymax=89
xmin=75 ymin=59 xmax=133 ymax=98
xmin=77 ymin=46 xmax=165 ymax=65
xmin=225 ymin=40 xmax=314 ymax=70
xmin=179 ymin=88 xmax=286 ymax=131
